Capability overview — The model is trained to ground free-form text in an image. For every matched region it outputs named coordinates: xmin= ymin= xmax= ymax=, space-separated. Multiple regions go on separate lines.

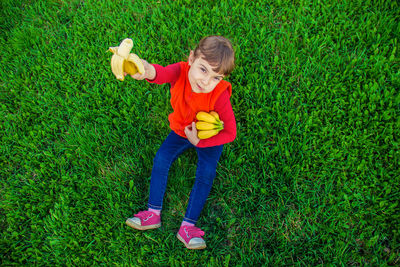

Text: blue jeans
xmin=148 ymin=131 xmax=223 ymax=224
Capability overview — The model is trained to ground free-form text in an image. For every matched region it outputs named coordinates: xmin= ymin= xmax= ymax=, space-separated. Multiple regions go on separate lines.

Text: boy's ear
xmin=188 ymin=50 xmax=195 ymax=66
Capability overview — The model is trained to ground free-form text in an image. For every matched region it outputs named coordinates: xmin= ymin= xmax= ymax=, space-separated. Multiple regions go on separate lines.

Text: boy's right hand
xmin=127 ymin=59 xmax=156 ymax=81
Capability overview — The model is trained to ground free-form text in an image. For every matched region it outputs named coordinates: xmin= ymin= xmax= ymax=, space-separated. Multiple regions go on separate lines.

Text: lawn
xmin=1 ymin=0 xmax=399 ymax=265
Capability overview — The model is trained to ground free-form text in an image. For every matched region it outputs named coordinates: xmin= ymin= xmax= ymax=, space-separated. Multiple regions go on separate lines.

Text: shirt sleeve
xmin=146 ymin=63 xmax=181 ymax=86
xmin=197 ymin=90 xmax=237 ymax=148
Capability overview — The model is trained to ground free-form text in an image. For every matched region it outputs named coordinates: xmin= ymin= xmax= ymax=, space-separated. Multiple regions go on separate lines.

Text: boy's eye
xmin=200 ymin=67 xmax=206 ymax=73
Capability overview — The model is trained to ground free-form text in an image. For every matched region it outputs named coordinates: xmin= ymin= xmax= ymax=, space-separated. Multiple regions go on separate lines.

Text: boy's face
xmin=188 ymin=51 xmax=224 ymax=94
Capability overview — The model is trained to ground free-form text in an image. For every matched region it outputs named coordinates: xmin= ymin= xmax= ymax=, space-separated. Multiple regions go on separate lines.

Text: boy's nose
xmin=203 ymin=76 xmax=210 ymax=85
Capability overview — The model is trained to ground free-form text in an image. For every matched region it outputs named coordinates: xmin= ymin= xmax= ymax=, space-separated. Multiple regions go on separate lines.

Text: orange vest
xmin=169 ymin=61 xmax=232 ymax=138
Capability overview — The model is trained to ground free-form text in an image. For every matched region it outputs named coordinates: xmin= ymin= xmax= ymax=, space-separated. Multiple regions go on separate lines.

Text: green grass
xmin=1 ymin=0 xmax=399 ymax=265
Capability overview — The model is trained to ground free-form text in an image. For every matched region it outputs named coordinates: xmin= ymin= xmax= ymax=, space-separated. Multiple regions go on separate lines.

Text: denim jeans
xmin=148 ymin=131 xmax=223 ymax=224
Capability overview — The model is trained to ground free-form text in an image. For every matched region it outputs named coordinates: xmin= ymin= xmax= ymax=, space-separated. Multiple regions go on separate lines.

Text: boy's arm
xmin=130 ymin=61 xmax=181 ymax=86
xmin=145 ymin=63 xmax=181 ymax=85
xmin=196 ymin=90 xmax=237 ymax=148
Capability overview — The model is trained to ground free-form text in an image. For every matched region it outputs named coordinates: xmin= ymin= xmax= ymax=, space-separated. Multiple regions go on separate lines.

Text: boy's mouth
xmin=196 ymin=83 xmax=204 ymax=91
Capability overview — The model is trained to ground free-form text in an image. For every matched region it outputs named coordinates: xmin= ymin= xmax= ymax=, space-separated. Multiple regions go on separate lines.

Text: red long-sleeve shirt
xmin=146 ymin=62 xmax=236 ymax=148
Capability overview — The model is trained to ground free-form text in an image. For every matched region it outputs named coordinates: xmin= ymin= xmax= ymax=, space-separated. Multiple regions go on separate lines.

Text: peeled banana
xmin=109 ymin=38 xmax=145 ymax=81
xmin=195 ymin=111 xmax=224 ymax=139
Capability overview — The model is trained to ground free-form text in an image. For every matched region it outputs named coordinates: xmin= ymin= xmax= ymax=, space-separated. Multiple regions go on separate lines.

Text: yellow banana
xmin=109 ymin=38 xmax=145 ymax=81
xmin=196 ymin=111 xmax=218 ymax=124
xmin=196 ymin=121 xmax=221 ymax=131
xmin=198 ymin=129 xmax=220 ymax=139
xmin=209 ymin=111 xmax=220 ymax=121
xmin=195 ymin=111 xmax=224 ymax=139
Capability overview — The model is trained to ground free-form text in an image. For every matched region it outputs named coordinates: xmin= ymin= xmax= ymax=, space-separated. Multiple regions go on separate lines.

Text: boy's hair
xmin=193 ymin=36 xmax=235 ymax=76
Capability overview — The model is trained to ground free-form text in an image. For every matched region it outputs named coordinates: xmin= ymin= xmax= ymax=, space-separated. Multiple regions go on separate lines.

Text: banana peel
xmin=109 ymin=38 xmax=145 ymax=81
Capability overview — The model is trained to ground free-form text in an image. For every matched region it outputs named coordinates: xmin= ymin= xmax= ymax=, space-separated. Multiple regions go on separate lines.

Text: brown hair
xmin=193 ymin=36 xmax=235 ymax=76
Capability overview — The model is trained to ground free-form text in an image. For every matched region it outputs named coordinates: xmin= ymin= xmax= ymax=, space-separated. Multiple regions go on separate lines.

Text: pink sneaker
xmin=126 ymin=211 xmax=161 ymax=230
xmin=177 ymin=225 xmax=206 ymax=249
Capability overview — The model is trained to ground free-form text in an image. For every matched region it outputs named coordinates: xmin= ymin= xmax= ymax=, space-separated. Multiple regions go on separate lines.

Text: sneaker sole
xmin=177 ymin=233 xmax=206 ymax=250
xmin=126 ymin=218 xmax=161 ymax=230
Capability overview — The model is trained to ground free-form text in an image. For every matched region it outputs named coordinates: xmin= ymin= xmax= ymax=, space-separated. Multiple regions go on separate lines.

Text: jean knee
xmin=153 ymin=150 xmax=171 ymax=168
xmin=196 ymin=165 xmax=217 ymax=186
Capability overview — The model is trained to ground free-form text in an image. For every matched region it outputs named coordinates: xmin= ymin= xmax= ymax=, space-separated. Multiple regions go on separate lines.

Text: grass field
xmin=1 ymin=0 xmax=399 ymax=265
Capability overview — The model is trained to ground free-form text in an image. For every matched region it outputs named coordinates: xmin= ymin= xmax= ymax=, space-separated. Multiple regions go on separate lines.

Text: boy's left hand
xmin=185 ymin=122 xmax=200 ymax=146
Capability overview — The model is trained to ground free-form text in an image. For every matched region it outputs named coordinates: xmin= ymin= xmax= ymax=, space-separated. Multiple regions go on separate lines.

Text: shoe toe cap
xmin=189 ymin=237 xmax=205 ymax=245
xmin=127 ymin=217 xmax=141 ymax=226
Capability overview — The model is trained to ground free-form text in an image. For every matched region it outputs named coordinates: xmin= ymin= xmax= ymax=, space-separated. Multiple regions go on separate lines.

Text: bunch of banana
xmin=195 ymin=111 xmax=224 ymax=139
xmin=109 ymin=38 xmax=145 ymax=81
